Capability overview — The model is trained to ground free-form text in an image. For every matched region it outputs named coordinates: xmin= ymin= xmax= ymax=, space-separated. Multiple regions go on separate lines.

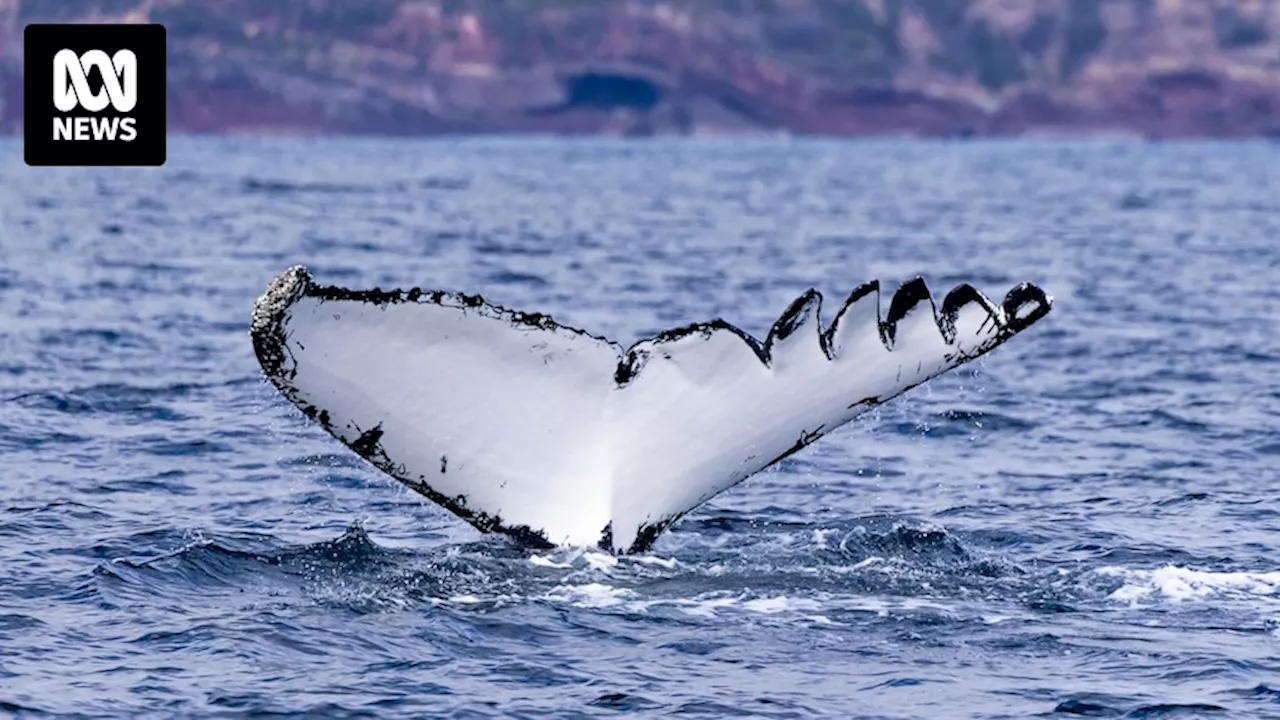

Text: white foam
xmin=528 ymin=554 xmax=572 ymax=569
xmin=811 ymin=528 xmax=838 ymax=549
xmin=673 ymin=595 xmax=741 ymax=619
xmin=1102 ymin=565 xmax=1280 ymax=603
xmin=583 ymin=551 xmax=619 ymax=572
xmin=849 ymin=556 xmax=884 ymax=570
xmin=528 ymin=584 xmax=941 ymax=624
xmin=544 ymin=582 xmax=635 ymax=608
xmin=630 ymin=554 xmax=681 ymax=569
xmin=742 ymin=595 xmax=822 ymax=614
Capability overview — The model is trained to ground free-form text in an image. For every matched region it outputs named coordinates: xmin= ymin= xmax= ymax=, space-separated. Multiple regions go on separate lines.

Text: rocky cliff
xmin=4 ymin=0 xmax=1280 ymax=137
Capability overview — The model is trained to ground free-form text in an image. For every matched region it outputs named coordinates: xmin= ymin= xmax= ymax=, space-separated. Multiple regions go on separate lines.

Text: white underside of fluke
xmin=251 ymin=267 xmax=1051 ymax=554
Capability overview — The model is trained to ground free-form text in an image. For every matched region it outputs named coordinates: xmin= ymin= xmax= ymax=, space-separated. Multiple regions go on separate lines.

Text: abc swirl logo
xmin=52 ymin=49 xmax=139 ymax=142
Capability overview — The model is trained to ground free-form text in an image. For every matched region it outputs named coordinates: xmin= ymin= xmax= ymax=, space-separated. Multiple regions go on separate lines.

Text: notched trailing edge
xmin=764 ymin=289 xmax=822 ymax=353
xmin=883 ymin=277 xmax=936 ymax=346
xmin=616 ymin=279 xmax=1050 ymax=554
xmin=251 ymin=265 xmax=1053 ymax=554
xmin=615 ymin=318 xmax=765 ymax=386
xmin=615 ymin=274 xmax=1051 ymax=389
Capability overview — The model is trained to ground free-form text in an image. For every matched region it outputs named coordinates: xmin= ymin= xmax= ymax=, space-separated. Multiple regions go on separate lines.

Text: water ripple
xmin=1 ymin=137 xmax=1278 ymax=717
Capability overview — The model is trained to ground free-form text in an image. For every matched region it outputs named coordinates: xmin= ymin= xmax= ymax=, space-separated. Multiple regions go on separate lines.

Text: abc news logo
xmin=53 ymin=49 xmax=139 ymax=142
xmin=25 ymin=24 xmax=166 ymax=166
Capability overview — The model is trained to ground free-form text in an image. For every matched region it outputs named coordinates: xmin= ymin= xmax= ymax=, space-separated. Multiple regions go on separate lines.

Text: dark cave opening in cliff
xmin=562 ymin=72 xmax=663 ymax=111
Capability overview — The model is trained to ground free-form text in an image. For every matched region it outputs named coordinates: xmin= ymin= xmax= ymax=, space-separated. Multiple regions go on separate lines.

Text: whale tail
xmin=251 ymin=266 xmax=1051 ymax=554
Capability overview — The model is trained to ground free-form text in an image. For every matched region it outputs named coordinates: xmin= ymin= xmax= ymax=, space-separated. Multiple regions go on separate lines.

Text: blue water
xmin=2 ymin=137 xmax=1279 ymax=718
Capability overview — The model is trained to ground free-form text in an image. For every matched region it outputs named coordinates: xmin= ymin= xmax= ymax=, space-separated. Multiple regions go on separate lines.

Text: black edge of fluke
xmin=823 ymin=280 xmax=881 ymax=352
xmin=615 ymin=318 xmax=768 ymax=387
xmin=938 ymin=283 xmax=1000 ymax=343
xmin=882 ymin=277 xmax=936 ymax=348
xmin=1002 ymin=282 xmax=1052 ymax=333
xmin=254 ymin=264 xmax=622 ymax=350
xmin=629 ymin=516 xmax=679 ymax=555
xmin=763 ymin=289 xmax=824 ymax=360
xmin=250 ymin=266 xmax=1054 ymax=555
xmin=250 ymin=265 xmax=313 ymax=382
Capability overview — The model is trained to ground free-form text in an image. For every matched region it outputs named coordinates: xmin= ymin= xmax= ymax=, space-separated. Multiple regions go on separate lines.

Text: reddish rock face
xmin=5 ymin=0 xmax=1280 ymax=138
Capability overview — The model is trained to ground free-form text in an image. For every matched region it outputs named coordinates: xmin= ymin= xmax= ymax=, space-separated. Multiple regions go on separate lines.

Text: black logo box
xmin=24 ymin=23 xmax=166 ymax=167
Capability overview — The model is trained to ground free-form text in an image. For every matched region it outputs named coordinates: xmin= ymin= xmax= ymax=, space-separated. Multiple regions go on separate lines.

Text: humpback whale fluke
xmin=251 ymin=266 xmax=1051 ymax=554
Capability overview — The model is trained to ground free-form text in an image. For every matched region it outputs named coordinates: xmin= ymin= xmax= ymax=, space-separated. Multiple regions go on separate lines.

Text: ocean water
xmin=2 ymin=137 xmax=1279 ymax=719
